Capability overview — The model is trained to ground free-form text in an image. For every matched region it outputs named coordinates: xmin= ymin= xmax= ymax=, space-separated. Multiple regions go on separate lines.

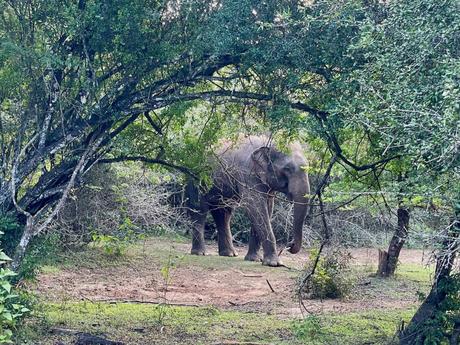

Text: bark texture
xmin=377 ymin=207 xmax=410 ymax=277
xmin=399 ymin=215 xmax=460 ymax=344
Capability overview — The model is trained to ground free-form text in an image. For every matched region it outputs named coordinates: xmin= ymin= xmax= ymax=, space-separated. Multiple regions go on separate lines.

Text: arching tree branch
xmin=98 ymin=156 xmax=199 ymax=180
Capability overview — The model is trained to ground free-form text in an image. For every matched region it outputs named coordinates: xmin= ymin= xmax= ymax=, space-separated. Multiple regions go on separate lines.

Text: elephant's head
xmin=251 ymin=144 xmax=310 ymax=254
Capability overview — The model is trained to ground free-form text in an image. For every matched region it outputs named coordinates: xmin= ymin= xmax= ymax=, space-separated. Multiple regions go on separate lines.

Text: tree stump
xmin=377 ymin=249 xmax=390 ymax=277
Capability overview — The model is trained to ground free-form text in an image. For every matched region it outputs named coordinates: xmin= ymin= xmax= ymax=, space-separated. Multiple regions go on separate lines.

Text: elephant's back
xmin=216 ymin=135 xmax=272 ymax=163
xmin=210 ymin=135 xmax=271 ymax=189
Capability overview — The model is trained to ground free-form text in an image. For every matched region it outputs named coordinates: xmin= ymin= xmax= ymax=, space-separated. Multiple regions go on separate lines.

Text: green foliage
xmin=0 ymin=213 xmax=20 ymax=256
xmin=90 ymin=233 xmax=127 ymax=257
xmin=292 ymin=315 xmax=326 ymax=341
xmin=0 ymin=212 xmax=59 ymax=282
xmin=332 ymin=0 xmax=459 ymax=195
xmin=0 ymin=215 xmax=19 ymax=235
xmin=300 ymin=248 xmax=355 ymax=299
xmin=408 ymin=274 xmax=460 ymax=344
xmin=89 ymin=211 xmax=147 ymax=257
xmin=0 ymin=232 xmax=29 ymax=344
xmin=90 ymin=219 xmax=142 ymax=257
xmin=293 ymin=309 xmax=415 ymax=345
xmin=17 ymin=232 xmax=62 ymax=282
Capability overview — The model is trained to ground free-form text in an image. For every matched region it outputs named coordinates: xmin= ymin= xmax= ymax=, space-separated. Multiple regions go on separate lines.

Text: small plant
xmin=156 ymin=247 xmax=184 ymax=327
xmin=0 ymin=232 xmax=30 ymax=344
xmin=90 ymin=233 xmax=127 ymax=256
xmin=293 ymin=315 xmax=330 ymax=342
xmin=90 ymin=217 xmax=141 ymax=256
xmin=299 ymin=247 xmax=355 ymax=300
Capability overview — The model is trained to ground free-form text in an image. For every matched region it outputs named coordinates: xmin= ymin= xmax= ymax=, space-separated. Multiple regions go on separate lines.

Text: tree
xmin=322 ymin=0 xmax=459 ymax=342
xmin=0 ymin=0 xmax=375 ymax=269
xmin=0 ymin=0 xmax=245 ymax=267
xmin=3 ymin=6 xmax=457 ymax=343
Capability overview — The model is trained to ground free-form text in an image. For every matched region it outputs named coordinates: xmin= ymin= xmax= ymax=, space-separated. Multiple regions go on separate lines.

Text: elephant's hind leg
xmin=211 ymin=207 xmax=238 ymax=257
xmin=191 ymin=215 xmax=206 ymax=255
xmin=186 ymin=181 xmax=207 ymax=255
xmin=190 ymin=211 xmax=207 ymax=255
xmin=244 ymin=227 xmax=262 ymax=262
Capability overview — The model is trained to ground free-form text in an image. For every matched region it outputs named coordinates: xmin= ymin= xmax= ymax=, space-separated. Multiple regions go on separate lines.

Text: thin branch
xmin=11 ymin=133 xmax=39 ymax=218
xmin=98 ymin=156 xmax=199 ymax=180
xmin=311 ymin=194 xmax=362 ymax=217
xmin=133 ymin=89 xmax=399 ymax=174
xmin=143 ymin=112 xmax=163 ymax=135
xmin=34 ymin=138 xmax=101 ymax=235
xmin=307 ymin=154 xmax=338 ymax=220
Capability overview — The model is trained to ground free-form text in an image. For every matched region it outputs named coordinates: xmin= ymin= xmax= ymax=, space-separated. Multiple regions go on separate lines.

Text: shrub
xmin=50 ymin=164 xmax=192 ymax=247
xmin=0 ymin=213 xmax=21 ymax=257
xmin=299 ymin=247 xmax=355 ymax=299
xmin=0 ymin=232 xmax=30 ymax=344
xmin=16 ymin=232 xmax=62 ymax=281
xmin=90 ymin=225 xmax=143 ymax=257
xmin=408 ymin=273 xmax=460 ymax=344
xmin=292 ymin=315 xmax=328 ymax=341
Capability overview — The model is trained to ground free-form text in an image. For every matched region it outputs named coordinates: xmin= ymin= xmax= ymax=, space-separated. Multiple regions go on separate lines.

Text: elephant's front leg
xmin=267 ymin=194 xmax=274 ymax=219
xmin=245 ymin=194 xmax=274 ymax=262
xmin=246 ymin=199 xmax=281 ymax=267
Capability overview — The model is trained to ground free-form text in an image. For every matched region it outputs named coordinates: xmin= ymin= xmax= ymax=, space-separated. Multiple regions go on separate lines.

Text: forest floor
xmin=18 ymin=235 xmax=434 ymax=345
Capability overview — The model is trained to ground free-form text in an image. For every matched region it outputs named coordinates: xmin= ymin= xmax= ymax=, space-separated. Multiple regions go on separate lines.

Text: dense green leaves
xmin=0 ymin=1 xmax=459 ymax=340
xmin=0 ymin=232 xmax=29 ymax=344
xmin=334 ymin=0 xmax=459 ymax=178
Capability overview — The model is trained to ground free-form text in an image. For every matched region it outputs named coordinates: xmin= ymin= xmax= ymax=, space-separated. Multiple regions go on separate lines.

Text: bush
xmin=409 ymin=273 xmax=460 ymax=344
xmin=17 ymin=232 xmax=62 ymax=281
xmin=292 ymin=315 xmax=328 ymax=341
xmin=90 ymin=228 xmax=143 ymax=257
xmin=50 ymin=164 xmax=192 ymax=247
xmin=0 ymin=213 xmax=21 ymax=257
xmin=299 ymin=247 xmax=356 ymax=299
xmin=0 ymin=232 xmax=30 ymax=344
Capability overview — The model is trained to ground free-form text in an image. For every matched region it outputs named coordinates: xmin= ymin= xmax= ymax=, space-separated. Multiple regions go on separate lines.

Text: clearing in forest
xmin=21 ymin=236 xmax=433 ymax=345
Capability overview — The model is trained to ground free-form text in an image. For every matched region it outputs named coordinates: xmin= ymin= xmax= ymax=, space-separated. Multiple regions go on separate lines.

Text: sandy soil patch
xmin=34 ymin=240 xmax=430 ymax=318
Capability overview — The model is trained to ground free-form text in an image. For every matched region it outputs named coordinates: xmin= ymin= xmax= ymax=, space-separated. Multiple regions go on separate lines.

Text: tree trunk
xmin=11 ymin=140 xmax=98 ymax=270
xmin=399 ymin=214 xmax=460 ymax=344
xmin=377 ymin=207 xmax=409 ymax=277
xmin=11 ymin=216 xmax=34 ymax=271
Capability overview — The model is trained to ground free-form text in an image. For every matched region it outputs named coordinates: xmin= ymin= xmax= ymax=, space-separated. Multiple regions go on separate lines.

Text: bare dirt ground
xmin=33 ymin=239 xmax=432 ymax=319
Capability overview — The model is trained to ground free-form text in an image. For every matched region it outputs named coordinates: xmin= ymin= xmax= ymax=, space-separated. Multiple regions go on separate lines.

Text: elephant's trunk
xmin=288 ymin=176 xmax=310 ymax=254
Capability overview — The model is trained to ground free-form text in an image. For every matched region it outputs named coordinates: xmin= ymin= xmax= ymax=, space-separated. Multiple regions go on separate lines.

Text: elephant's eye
xmin=283 ymin=163 xmax=296 ymax=174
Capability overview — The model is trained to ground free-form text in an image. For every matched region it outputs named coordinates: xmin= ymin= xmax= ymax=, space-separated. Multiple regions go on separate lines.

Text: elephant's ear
xmin=251 ymin=146 xmax=271 ymax=184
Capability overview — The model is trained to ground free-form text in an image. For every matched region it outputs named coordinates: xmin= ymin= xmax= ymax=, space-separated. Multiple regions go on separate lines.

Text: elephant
xmin=186 ymin=135 xmax=310 ymax=266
